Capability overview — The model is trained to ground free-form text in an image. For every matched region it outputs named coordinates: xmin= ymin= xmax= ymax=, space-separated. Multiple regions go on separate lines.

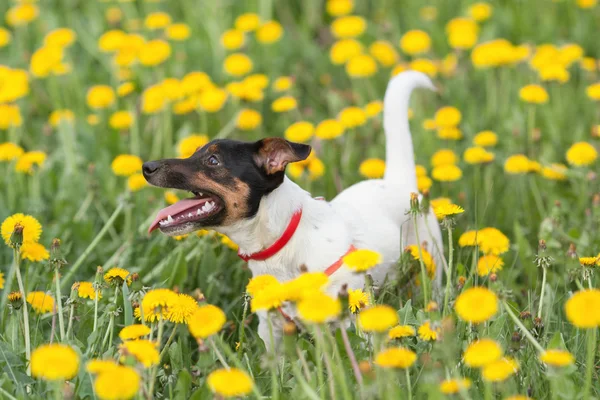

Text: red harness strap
xmin=324 ymin=245 xmax=357 ymax=276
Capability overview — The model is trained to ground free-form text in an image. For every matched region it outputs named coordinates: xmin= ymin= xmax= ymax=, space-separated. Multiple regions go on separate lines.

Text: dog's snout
xmin=142 ymin=161 xmax=161 ymax=177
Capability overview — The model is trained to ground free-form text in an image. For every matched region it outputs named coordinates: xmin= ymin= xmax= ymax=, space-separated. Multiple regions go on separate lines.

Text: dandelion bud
xmin=358 ymin=360 xmax=372 ymax=375
xmin=519 ymin=311 xmax=531 ymax=320
xmin=592 ymin=125 xmax=600 ymax=138
xmin=511 ymin=331 xmax=521 ymax=343
xmin=457 ymin=275 xmax=466 ymax=290
xmin=554 ymin=200 xmax=561 ymax=208
xmin=421 ymin=190 xmax=430 ymax=210
xmin=131 ymin=273 xmax=140 ymax=282
xmin=283 ymin=322 xmax=296 ymax=336
xmin=567 ymin=243 xmax=577 ymax=258
xmin=489 ymin=273 xmax=497 ymax=282
xmin=425 ymin=301 xmax=438 ymax=312
xmin=533 ymin=317 xmax=544 ymax=330
xmin=8 ymin=291 xmax=23 ymax=310
xmin=410 ymin=192 xmax=419 ymax=210
xmin=593 ymin=194 xmax=600 ymax=207
xmin=586 ymin=171 xmax=596 ymax=182
xmin=458 ymin=192 xmax=467 ymax=202
xmin=50 ymin=238 xmax=67 ymax=270
xmin=538 ymin=239 xmax=546 ymax=251
xmin=194 ymin=289 xmax=206 ymax=302
xmin=9 ymin=223 xmax=24 ymax=248
xmin=62 ymin=381 xmax=75 ymax=400
xmin=532 ymin=128 xmax=541 ymax=142
xmin=172 ymin=285 xmax=180 ymax=294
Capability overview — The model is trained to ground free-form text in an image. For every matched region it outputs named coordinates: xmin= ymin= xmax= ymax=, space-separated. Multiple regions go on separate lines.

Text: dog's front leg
xmin=257 ymin=312 xmax=284 ymax=350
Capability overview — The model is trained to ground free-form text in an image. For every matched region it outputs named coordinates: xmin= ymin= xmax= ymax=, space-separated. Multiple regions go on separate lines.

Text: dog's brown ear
xmin=254 ymin=138 xmax=311 ymax=174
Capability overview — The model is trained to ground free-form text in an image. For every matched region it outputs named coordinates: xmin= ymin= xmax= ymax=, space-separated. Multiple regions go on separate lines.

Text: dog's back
xmin=331 ymin=71 xmax=444 ymax=285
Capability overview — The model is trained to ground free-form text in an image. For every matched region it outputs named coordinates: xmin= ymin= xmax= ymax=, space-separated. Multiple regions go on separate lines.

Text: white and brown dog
xmin=143 ymin=71 xmax=444 ymax=345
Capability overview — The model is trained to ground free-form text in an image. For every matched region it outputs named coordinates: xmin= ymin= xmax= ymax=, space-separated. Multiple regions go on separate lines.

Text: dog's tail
xmin=383 ymin=71 xmax=436 ymax=187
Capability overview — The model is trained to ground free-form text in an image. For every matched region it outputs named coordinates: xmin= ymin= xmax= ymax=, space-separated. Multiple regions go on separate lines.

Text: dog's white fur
xmin=218 ymin=71 xmax=444 ymax=345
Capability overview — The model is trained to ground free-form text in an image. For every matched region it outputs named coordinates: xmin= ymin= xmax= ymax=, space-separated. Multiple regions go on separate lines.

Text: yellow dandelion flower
xmin=6 ymin=4 xmax=39 ymax=27
xmin=519 ymin=84 xmax=549 ymax=104
xmin=477 ymin=255 xmax=504 ymax=276
xmin=127 ymin=173 xmax=147 ymax=192
xmin=346 ymin=54 xmax=378 ymax=78
xmin=358 ymin=305 xmax=399 ymax=332
xmin=343 ymin=249 xmax=382 ymax=272
xmin=432 ymin=164 xmax=462 ymax=182
xmin=1 ymin=213 xmax=42 ymax=246
xmin=138 ymin=39 xmax=171 ymax=66
xmin=86 ymin=359 xmax=119 ymax=375
xmin=338 ymin=106 xmax=367 ymax=128
xmin=565 ymin=289 xmax=600 ymax=328
xmin=541 ymin=163 xmax=568 ymax=181
xmin=49 ymin=109 xmax=75 ymax=128
xmin=221 ymin=29 xmax=245 ymax=50
xmin=473 ymin=130 xmax=498 ymax=147
xmin=440 ymin=378 xmax=472 ymax=394
xmin=103 ymin=267 xmax=131 ymax=286
xmin=198 ymin=87 xmax=228 ymax=113
xmin=144 ymin=12 xmax=171 ymax=30
xmin=235 ymin=13 xmax=261 ymax=32
xmin=369 ymin=40 xmax=398 ymax=67
xmin=431 ymin=149 xmax=457 ymax=167
xmin=348 ymin=289 xmax=369 ymax=313
xmin=119 ymin=339 xmax=159 ymax=368
xmin=464 ymin=147 xmax=495 ymax=164
xmin=315 ymin=119 xmax=345 ymax=140
xmin=587 ymin=82 xmax=600 ymax=100
xmin=87 ymin=85 xmax=115 ymax=109
xmin=224 ymin=53 xmax=253 ymax=77
xmin=417 ymin=175 xmax=432 ymax=192
xmin=540 ymin=349 xmax=575 ymax=367
xmin=330 ymin=15 xmax=366 ymax=38
xmin=271 ymin=96 xmax=297 ymax=112
xmin=388 ymin=325 xmax=416 ymax=339
xmin=365 ymin=100 xmax=383 ymax=118
xmin=167 ymin=293 xmax=200 ymax=324
xmin=437 ymin=126 xmax=462 ymax=140
xmin=359 ymin=158 xmax=385 ymax=179
xmin=119 ymin=324 xmax=151 ymax=341
xmin=139 ymin=288 xmax=178 ymax=322
xmin=283 ymin=272 xmax=329 ymax=302
xmin=434 ymin=106 xmax=461 ymax=128
xmin=20 ymin=241 xmax=49 ymax=262
xmin=504 ymin=154 xmax=531 ymax=174
xmin=31 ymin=344 xmax=79 ymax=381
xmin=284 ymin=121 xmax=314 ymax=143
xmin=207 ymin=368 xmax=254 ymax=398
xmin=273 ymin=76 xmax=293 ymax=92
xmin=0 ymin=142 xmax=24 ymax=162
xmin=256 ymin=21 xmax=283 ymax=44
xmin=111 ymin=154 xmax=143 ymax=177
xmin=580 ymin=257 xmax=598 ymax=267
xmin=566 ymin=142 xmax=597 ymax=167
xmin=166 ymin=23 xmax=191 ymax=41
xmin=109 ymin=111 xmax=134 ymax=130
xmin=375 ymin=347 xmax=417 ymax=369
xmin=94 ymin=365 xmax=140 ymax=400
xmin=246 ymin=275 xmax=279 ymax=297
xmin=329 ymin=39 xmax=363 ymax=65
xmin=177 ymin=134 xmax=209 ymax=158
xmin=77 ymin=281 xmax=102 ymax=300
xmin=250 ymin=282 xmax=288 ymax=311
xmin=400 ymin=30 xmax=431 ymax=55
xmin=455 ymin=287 xmax=498 ymax=323
xmin=478 ymin=227 xmax=510 ymax=255
xmin=327 ymin=0 xmax=354 ymax=16
xmin=15 ymin=151 xmax=46 ymax=174
xmin=237 ymin=109 xmax=262 ymax=131
xmin=418 ymin=321 xmax=438 ymax=341
xmin=482 ymin=357 xmax=519 ymax=382
xmin=297 ymin=292 xmax=342 ymax=324
xmin=469 ymin=2 xmax=492 ymax=21
xmin=463 ymin=338 xmax=503 ymax=367
xmin=410 ymin=58 xmax=438 ymax=77
xmin=26 ymin=291 xmax=55 ymax=314
xmin=188 ymin=304 xmax=227 ymax=339
xmin=405 ymin=245 xmax=436 ymax=278
xmin=433 ymin=203 xmax=464 ymax=219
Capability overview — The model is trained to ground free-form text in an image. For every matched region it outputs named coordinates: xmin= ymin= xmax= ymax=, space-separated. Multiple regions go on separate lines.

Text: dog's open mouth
xmin=148 ymin=191 xmax=224 ymax=234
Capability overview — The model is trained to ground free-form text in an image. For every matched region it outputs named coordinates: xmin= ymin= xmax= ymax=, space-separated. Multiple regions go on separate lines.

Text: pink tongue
xmin=148 ymin=198 xmax=210 ymax=234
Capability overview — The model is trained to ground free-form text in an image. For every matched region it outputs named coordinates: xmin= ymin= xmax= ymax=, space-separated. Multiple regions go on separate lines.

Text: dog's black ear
xmin=254 ymin=138 xmax=311 ymax=174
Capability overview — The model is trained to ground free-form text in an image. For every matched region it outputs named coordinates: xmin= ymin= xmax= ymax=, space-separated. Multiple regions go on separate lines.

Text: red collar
xmin=236 ymin=205 xmax=356 ymax=277
xmin=237 ymin=208 xmax=303 ymax=262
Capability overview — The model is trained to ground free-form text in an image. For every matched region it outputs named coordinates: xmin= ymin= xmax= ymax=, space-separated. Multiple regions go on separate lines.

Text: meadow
xmin=1 ymin=0 xmax=600 ymax=398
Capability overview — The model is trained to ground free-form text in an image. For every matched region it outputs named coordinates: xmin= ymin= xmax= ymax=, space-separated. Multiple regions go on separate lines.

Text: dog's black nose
xmin=142 ymin=161 xmax=161 ymax=177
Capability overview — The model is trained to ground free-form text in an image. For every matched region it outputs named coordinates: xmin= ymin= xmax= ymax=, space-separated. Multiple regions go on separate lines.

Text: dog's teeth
xmin=188 ymin=212 xmax=193 ymax=218
xmin=197 ymin=209 xmax=202 ymax=215
xmin=167 ymin=215 xmax=174 ymax=223
xmin=159 ymin=220 xmax=166 ymax=226
xmin=202 ymin=203 xmax=209 ymax=211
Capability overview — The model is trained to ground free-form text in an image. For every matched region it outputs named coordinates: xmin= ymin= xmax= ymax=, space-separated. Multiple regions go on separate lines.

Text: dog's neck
xmin=217 ymin=177 xmax=310 ymax=254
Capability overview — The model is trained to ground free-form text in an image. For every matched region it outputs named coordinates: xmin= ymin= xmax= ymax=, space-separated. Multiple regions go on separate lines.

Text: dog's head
xmin=143 ymin=138 xmax=311 ymax=235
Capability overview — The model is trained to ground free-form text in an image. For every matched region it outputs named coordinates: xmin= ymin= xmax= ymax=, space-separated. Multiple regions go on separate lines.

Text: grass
xmin=1 ymin=0 xmax=600 ymax=399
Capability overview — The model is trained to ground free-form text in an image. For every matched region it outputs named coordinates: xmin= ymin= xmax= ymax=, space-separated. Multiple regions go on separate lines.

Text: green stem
xmin=158 ymin=325 xmax=178 ymax=362
xmin=443 ymin=224 xmax=454 ymax=317
xmin=14 ymin=248 xmax=31 ymax=375
xmin=503 ymin=300 xmax=544 ymax=353
xmin=405 ymin=368 xmax=412 ymax=400
xmin=66 ymin=303 xmax=75 ymax=340
xmin=267 ymin=315 xmax=280 ymax=400
xmin=148 ymin=315 xmax=165 ymax=398
xmin=583 ymin=328 xmax=597 ymax=400
xmin=214 ymin=335 xmax=264 ymax=400
xmin=55 ymin=270 xmax=66 ymax=341
xmin=209 ymin=337 xmax=229 ymax=368
xmin=237 ymin=297 xmax=249 ymax=355
xmin=537 ymin=266 xmax=547 ymax=319
xmin=93 ymin=290 xmax=99 ymax=331
xmin=412 ymin=213 xmax=430 ymax=305
xmin=61 ymin=202 xmax=125 ymax=288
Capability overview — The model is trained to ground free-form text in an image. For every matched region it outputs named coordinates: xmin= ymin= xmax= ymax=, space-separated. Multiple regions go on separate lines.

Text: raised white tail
xmin=383 ymin=71 xmax=436 ymax=188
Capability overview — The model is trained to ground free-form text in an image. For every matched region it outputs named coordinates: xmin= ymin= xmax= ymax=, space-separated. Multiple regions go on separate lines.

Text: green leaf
xmin=168 ymin=340 xmax=183 ymax=374
xmin=174 ymin=369 xmax=193 ymax=399
xmin=398 ymin=300 xmax=417 ymax=326
xmin=122 ymin=281 xmax=133 ymax=327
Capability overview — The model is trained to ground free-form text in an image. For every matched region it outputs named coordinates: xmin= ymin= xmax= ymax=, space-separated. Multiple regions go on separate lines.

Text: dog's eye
xmin=207 ymin=155 xmax=220 ymax=166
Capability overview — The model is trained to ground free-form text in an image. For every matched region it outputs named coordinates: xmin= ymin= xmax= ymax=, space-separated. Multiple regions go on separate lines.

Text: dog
xmin=143 ymin=71 xmax=444 ymax=346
